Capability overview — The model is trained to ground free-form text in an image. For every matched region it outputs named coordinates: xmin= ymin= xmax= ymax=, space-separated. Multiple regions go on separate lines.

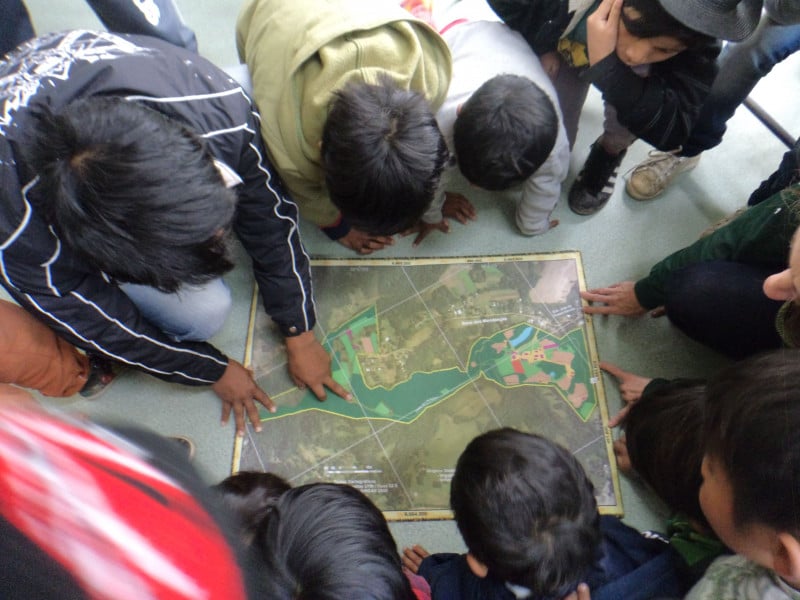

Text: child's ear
xmin=465 ymin=553 xmax=489 ymax=578
xmin=773 ymin=532 xmax=800 ymax=583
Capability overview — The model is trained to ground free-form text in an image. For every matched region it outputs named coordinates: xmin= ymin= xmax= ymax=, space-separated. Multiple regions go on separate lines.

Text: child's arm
xmin=516 ymin=127 xmax=569 ymax=235
xmin=487 ymin=0 xmax=571 ymax=55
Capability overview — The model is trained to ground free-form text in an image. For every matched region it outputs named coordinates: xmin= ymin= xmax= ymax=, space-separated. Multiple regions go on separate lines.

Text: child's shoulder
xmin=686 ymin=554 xmax=800 ymax=600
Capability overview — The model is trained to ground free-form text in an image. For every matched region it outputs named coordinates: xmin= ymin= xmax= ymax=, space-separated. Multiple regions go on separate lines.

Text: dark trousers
xmin=665 ymin=260 xmax=784 ymax=359
xmin=1 ymin=0 xmax=197 ymax=56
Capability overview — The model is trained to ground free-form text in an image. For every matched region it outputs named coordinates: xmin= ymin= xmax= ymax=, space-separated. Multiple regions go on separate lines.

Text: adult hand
xmin=442 ymin=192 xmax=477 ymax=224
xmin=562 ymin=583 xmax=591 ymax=600
xmin=600 ymin=361 xmax=652 ymax=427
xmin=212 ymin=359 xmax=276 ymax=437
xmin=286 ymin=331 xmax=351 ymax=402
xmin=581 ymin=281 xmax=646 ymax=316
xmin=402 ymin=545 xmax=430 ymax=574
xmin=587 ymin=0 xmax=623 ymax=65
xmin=337 ymin=227 xmax=394 ymax=255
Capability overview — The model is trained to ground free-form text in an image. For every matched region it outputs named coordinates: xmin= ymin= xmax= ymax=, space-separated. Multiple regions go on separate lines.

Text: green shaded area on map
xmin=265 ymin=305 xmax=596 ymax=424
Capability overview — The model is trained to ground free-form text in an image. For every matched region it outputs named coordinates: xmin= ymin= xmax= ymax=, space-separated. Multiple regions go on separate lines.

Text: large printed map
xmin=233 ymin=253 xmax=621 ymax=520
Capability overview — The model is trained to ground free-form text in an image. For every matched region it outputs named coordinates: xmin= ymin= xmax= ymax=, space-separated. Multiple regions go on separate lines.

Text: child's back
xmin=409 ymin=428 xmax=690 ymax=599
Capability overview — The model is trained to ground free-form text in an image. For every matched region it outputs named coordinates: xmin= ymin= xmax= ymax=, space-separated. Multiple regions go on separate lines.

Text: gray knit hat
xmin=658 ymin=0 xmax=763 ymax=41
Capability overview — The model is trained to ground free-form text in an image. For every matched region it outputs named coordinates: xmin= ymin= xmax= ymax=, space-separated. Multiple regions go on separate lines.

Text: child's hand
xmin=539 ymin=51 xmax=561 ymax=81
xmin=442 ymin=192 xmax=477 ymax=224
xmin=580 ymin=281 xmax=646 ymax=316
xmin=599 ymin=361 xmax=652 ymax=427
xmin=402 ymin=544 xmax=430 ymax=574
xmin=613 ymin=435 xmax=633 ymax=473
xmin=562 ymin=583 xmax=591 ymax=600
xmin=402 ymin=219 xmax=450 ymax=247
xmin=337 ymin=227 xmax=394 ymax=255
xmin=587 ymin=0 xmax=623 ymax=65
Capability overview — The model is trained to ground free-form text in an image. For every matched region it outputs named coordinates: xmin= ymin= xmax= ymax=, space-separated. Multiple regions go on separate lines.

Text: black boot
xmin=568 ymin=139 xmax=626 ymax=215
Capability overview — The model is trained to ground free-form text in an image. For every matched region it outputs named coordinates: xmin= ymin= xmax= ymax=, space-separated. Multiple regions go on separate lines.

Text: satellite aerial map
xmin=233 ymin=253 xmax=621 ymax=520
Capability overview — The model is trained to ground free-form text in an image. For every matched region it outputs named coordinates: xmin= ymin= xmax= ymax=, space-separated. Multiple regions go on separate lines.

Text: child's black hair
xmin=255 ymin=482 xmax=416 ymax=600
xmin=704 ymin=349 xmax=800 ymax=537
xmin=321 ymin=76 xmax=449 ymax=236
xmin=453 ymin=74 xmax=558 ymax=191
xmin=213 ymin=471 xmax=291 ymax=545
xmin=623 ymin=0 xmax=714 ymax=49
xmin=450 ymin=428 xmax=601 ymax=597
xmin=27 ymin=96 xmax=236 ymax=293
xmin=624 ymin=379 xmax=708 ymax=526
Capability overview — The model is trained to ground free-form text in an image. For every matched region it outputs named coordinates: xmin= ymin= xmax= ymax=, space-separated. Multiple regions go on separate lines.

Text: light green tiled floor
xmin=20 ymin=0 xmax=800 ymax=553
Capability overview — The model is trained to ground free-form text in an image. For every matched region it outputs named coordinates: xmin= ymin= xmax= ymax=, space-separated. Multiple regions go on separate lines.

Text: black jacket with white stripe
xmin=0 ymin=31 xmax=315 ymax=386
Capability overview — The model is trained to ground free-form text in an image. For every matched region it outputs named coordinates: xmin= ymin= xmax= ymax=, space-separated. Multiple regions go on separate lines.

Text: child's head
xmin=255 ymin=482 xmax=415 ymax=599
xmin=213 ymin=471 xmax=292 ymax=545
xmin=623 ymin=380 xmax=708 ymax=526
xmin=700 ymin=350 xmax=800 ymax=579
xmin=612 ymin=0 xmax=713 ymax=68
xmin=321 ymin=76 xmax=449 ymax=236
xmin=28 ymin=96 xmax=236 ymax=293
xmin=453 ymin=74 xmax=558 ymax=191
xmin=450 ymin=428 xmax=601 ymax=596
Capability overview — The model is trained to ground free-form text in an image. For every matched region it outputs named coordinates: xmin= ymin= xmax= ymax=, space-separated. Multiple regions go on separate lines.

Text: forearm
xmin=516 ymin=137 xmax=568 ymax=235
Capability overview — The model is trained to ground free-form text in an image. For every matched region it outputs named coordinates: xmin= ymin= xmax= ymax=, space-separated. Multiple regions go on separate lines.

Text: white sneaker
xmin=625 ymin=150 xmax=701 ymax=200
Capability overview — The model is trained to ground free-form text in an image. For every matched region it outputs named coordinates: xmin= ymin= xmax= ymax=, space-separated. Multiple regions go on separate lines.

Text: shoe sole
xmin=625 ymin=157 xmax=700 ymax=201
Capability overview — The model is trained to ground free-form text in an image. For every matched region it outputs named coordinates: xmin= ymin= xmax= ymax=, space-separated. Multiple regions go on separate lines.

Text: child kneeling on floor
xmin=403 ymin=427 xmax=691 ymax=599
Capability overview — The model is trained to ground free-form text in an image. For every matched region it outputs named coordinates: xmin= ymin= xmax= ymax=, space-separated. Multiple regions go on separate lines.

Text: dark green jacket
xmin=634 ymin=185 xmax=800 ymax=309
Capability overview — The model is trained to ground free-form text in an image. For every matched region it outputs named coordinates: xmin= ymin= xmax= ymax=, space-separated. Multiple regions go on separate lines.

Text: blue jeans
xmin=664 ymin=260 xmax=785 ymax=359
xmin=0 ymin=0 xmax=197 ymax=55
xmin=119 ymin=279 xmax=232 ymax=342
xmin=682 ymin=16 xmax=800 ymax=157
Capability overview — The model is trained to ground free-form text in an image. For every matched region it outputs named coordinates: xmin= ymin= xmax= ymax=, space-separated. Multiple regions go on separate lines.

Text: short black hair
xmin=454 ymin=74 xmax=558 ymax=191
xmin=213 ymin=471 xmax=291 ymax=545
xmin=624 ymin=379 xmax=708 ymax=526
xmin=704 ymin=349 xmax=800 ymax=537
xmin=623 ymin=0 xmax=714 ymax=48
xmin=27 ymin=96 xmax=236 ymax=292
xmin=321 ymin=77 xmax=449 ymax=236
xmin=450 ymin=428 xmax=601 ymax=596
xmin=255 ymin=483 xmax=415 ymax=600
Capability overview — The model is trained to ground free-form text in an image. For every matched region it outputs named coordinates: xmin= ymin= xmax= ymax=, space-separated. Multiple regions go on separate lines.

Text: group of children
xmin=210 ymin=348 xmax=800 ymax=600
xmin=3 ymin=349 xmax=799 ymax=600
xmin=3 ymin=0 xmax=800 ymax=597
xmin=234 ymin=0 xmax=760 ymax=251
